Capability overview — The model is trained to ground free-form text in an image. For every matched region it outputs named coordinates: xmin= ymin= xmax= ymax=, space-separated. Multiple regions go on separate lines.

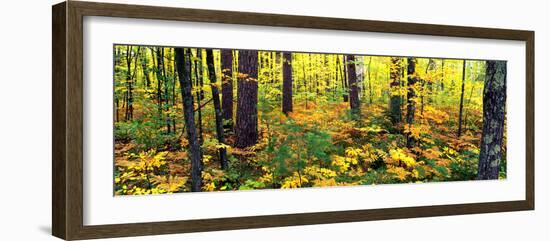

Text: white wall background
xmin=0 ymin=0 xmax=547 ymax=240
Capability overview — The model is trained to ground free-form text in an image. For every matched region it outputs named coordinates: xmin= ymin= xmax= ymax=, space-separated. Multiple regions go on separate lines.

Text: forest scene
xmin=113 ymin=45 xmax=507 ymax=195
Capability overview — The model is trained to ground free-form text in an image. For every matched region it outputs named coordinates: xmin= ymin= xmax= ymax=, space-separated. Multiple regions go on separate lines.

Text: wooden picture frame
xmin=52 ymin=1 xmax=534 ymax=240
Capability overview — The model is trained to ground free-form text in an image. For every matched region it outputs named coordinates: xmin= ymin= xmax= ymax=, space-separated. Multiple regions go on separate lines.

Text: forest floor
xmin=114 ymin=101 xmax=505 ymax=195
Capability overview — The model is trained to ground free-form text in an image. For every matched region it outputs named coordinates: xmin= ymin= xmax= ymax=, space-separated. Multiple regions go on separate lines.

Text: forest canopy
xmin=113 ymin=45 xmax=507 ymax=195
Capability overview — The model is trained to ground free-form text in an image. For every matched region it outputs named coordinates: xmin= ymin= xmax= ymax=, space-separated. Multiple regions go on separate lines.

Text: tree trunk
xmin=420 ymin=59 xmax=433 ymax=116
xmin=161 ymin=48 xmax=172 ymax=134
xmin=477 ymin=61 xmax=506 ymax=180
xmin=440 ymin=59 xmax=445 ymax=91
xmin=169 ymin=49 xmax=177 ymax=133
xmin=125 ymin=46 xmax=134 ymax=121
xmin=346 ymin=55 xmax=360 ymax=115
xmin=194 ymin=50 xmax=204 ymax=145
xmin=220 ymin=49 xmax=234 ymax=131
xmin=154 ymin=48 xmax=163 ymax=121
xmin=205 ymin=49 xmax=229 ymax=170
xmin=140 ymin=47 xmax=151 ymax=88
xmin=367 ymin=56 xmax=373 ymax=104
xmin=457 ymin=60 xmax=467 ymax=137
xmin=333 ymin=56 xmax=339 ymax=99
xmin=235 ymin=50 xmax=259 ymax=148
xmin=406 ymin=57 xmax=417 ymax=148
xmin=302 ymin=55 xmax=308 ymax=108
xmin=282 ymin=52 xmax=293 ymax=114
xmin=115 ymin=98 xmax=119 ymax=122
xmin=342 ymin=56 xmax=349 ymax=102
xmin=389 ymin=57 xmax=402 ymax=124
xmin=174 ymin=48 xmax=202 ymax=192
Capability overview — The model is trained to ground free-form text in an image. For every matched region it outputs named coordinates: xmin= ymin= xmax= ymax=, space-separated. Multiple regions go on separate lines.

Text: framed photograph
xmin=52 ymin=1 xmax=534 ymax=240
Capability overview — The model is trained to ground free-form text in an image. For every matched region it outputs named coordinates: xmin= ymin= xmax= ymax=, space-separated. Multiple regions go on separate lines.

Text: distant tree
xmin=235 ymin=50 xmax=259 ymax=148
xmin=174 ymin=48 xmax=202 ymax=192
xmin=477 ymin=60 xmax=507 ymax=180
xmin=366 ymin=56 xmax=374 ymax=104
xmin=457 ymin=60 xmax=467 ymax=137
xmin=282 ymin=52 xmax=293 ymax=114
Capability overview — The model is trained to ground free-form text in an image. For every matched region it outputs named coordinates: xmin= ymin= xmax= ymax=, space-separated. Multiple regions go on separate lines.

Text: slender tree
xmin=440 ymin=59 xmax=446 ymax=91
xmin=125 ymin=46 xmax=134 ymax=121
xmin=367 ymin=56 xmax=373 ymax=104
xmin=389 ymin=57 xmax=402 ymax=124
xmin=477 ymin=60 xmax=507 ymax=180
xmin=194 ymin=50 xmax=204 ymax=144
xmin=282 ymin=52 xmax=293 ymax=114
xmin=457 ymin=60 xmax=467 ymax=137
xmin=303 ymin=54 xmax=309 ymax=108
xmin=153 ymin=48 xmax=164 ymax=121
xmin=406 ymin=57 xmax=417 ymax=148
xmin=139 ymin=47 xmax=151 ymax=88
xmin=346 ymin=55 xmax=360 ymax=115
xmin=342 ymin=56 xmax=349 ymax=102
xmin=205 ymin=49 xmax=229 ymax=169
xmin=220 ymin=49 xmax=234 ymax=131
xmin=161 ymin=48 xmax=172 ymax=134
xmin=235 ymin=50 xmax=259 ymax=148
xmin=174 ymin=48 xmax=202 ymax=192
xmin=420 ymin=58 xmax=435 ymax=116
xmin=168 ymin=48 xmax=177 ymax=132
xmin=425 ymin=59 xmax=436 ymax=105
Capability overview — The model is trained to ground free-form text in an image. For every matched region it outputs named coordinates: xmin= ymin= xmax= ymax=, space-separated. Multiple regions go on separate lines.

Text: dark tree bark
xmin=333 ymin=56 xmax=339 ymax=98
xmin=153 ymin=47 xmax=163 ymax=120
xmin=235 ymin=50 xmax=259 ymax=148
xmin=174 ymin=48 xmax=202 ymax=192
xmin=194 ymin=50 xmax=204 ymax=145
xmin=282 ymin=52 xmax=293 ymax=114
xmin=346 ymin=55 xmax=360 ymax=115
xmin=205 ymin=49 xmax=229 ymax=170
xmin=389 ymin=57 xmax=402 ymax=124
xmin=115 ymin=101 xmax=119 ymax=122
xmin=477 ymin=61 xmax=507 ymax=180
xmin=406 ymin=57 xmax=417 ymax=148
xmin=125 ymin=46 xmax=134 ymax=121
xmin=342 ymin=56 xmax=349 ymax=102
xmin=220 ymin=49 xmax=234 ymax=131
xmin=457 ymin=60 xmax=467 ymax=137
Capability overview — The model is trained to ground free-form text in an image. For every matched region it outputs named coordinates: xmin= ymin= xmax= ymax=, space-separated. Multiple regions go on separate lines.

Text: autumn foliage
xmin=113 ymin=46 xmax=506 ymax=195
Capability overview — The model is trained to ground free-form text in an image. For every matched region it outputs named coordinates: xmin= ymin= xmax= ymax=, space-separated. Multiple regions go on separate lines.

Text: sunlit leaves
xmin=113 ymin=44 xmax=493 ymax=194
